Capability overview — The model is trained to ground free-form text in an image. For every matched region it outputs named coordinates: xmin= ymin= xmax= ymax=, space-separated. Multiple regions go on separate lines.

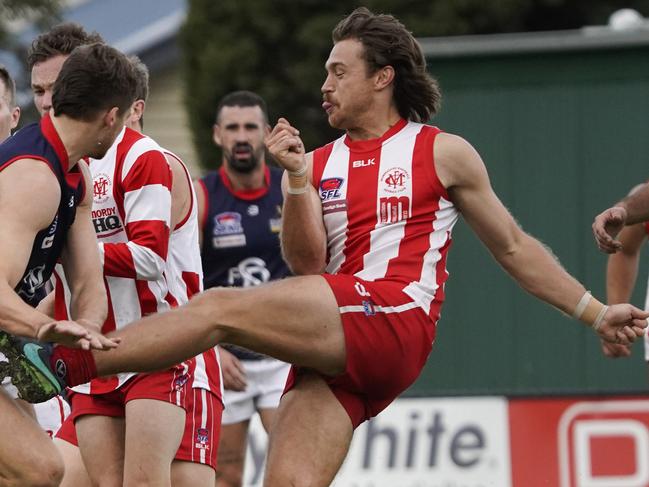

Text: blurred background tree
xmin=182 ymin=0 xmax=649 ymax=169
xmin=0 ymin=0 xmax=60 ymax=48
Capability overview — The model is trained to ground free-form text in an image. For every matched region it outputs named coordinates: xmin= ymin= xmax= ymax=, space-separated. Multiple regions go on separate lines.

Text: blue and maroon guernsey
xmin=0 ymin=114 xmax=84 ymax=306
xmin=199 ymin=164 xmax=290 ymax=360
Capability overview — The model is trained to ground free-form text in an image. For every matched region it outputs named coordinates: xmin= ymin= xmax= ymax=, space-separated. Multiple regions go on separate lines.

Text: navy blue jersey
xmin=200 ymin=165 xmax=290 ymax=360
xmin=0 ymin=114 xmax=84 ymax=306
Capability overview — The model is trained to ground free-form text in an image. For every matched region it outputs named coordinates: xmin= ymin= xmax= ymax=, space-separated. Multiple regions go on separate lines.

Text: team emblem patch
xmin=212 ymin=212 xmax=246 ymax=248
xmin=213 ymin=212 xmax=244 ymax=235
xmin=319 ymin=177 xmax=344 ymax=201
xmin=362 ymin=300 xmax=376 ymax=316
xmin=381 ymin=167 xmax=409 ymax=193
xmin=174 ymin=374 xmax=189 ymax=390
xmin=92 ymin=173 xmax=111 ymax=203
xmin=195 ymin=428 xmax=210 ymax=450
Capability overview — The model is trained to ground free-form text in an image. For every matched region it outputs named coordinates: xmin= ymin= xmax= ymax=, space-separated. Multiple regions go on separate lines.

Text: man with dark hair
xmin=48 ymin=54 xmax=222 ymax=487
xmin=0 ymin=65 xmax=20 ymax=140
xmin=196 ymin=90 xmax=290 ymax=487
xmin=29 ymin=22 xmax=104 ymax=116
xmin=7 ymin=8 xmax=649 ymax=485
xmin=0 ymin=43 xmax=127 ymax=487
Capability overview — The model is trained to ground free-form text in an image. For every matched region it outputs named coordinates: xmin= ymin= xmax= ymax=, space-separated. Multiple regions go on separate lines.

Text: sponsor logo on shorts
xmin=174 ymin=374 xmax=189 ymax=390
xmin=381 ymin=167 xmax=410 ymax=194
xmin=195 ymin=427 xmax=210 ymax=450
xmin=362 ymin=300 xmax=376 ymax=316
xmin=354 ymin=282 xmax=371 ymax=297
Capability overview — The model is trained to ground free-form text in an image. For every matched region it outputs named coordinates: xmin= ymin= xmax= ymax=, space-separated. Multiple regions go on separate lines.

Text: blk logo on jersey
xmin=352 ymin=158 xmax=375 ymax=168
xmin=382 ymin=167 xmax=410 ymax=193
xmin=320 ymin=177 xmax=344 ymax=201
xmin=92 ymin=173 xmax=111 ymax=203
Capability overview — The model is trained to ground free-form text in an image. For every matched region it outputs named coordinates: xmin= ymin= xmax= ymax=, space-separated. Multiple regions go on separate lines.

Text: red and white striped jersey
xmin=163 ymin=150 xmax=222 ymax=397
xmin=54 ymin=127 xmax=192 ymax=394
xmin=312 ymin=119 xmax=459 ymax=322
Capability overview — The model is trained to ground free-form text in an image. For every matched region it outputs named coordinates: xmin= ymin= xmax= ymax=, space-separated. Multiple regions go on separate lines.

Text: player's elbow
xmin=135 ymin=254 xmax=167 ymax=281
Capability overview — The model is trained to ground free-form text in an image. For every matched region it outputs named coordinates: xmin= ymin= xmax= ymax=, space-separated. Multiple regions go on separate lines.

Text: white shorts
xmin=221 ymin=358 xmax=290 ymax=425
xmin=34 ymin=396 xmax=70 ymax=438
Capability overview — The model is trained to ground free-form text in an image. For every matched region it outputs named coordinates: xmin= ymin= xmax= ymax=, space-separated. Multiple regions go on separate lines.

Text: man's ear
xmin=130 ymin=100 xmax=145 ymax=125
xmin=104 ymin=106 xmax=120 ymax=127
xmin=10 ymin=106 xmax=20 ymax=130
xmin=213 ymin=123 xmax=222 ymax=146
xmin=374 ymin=65 xmax=395 ymax=91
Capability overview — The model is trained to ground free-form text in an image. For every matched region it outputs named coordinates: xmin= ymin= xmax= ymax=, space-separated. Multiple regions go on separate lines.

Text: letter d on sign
xmin=574 ymin=419 xmax=649 ymax=487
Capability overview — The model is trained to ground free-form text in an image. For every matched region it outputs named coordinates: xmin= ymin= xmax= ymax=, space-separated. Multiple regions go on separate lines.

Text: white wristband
xmin=572 ymin=291 xmax=592 ymax=319
xmin=288 ymin=165 xmax=307 ymax=177
xmin=592 ymin=305 xmax=609 ymax=332
xmin=287 ymin=185 xmax=308 ymax=195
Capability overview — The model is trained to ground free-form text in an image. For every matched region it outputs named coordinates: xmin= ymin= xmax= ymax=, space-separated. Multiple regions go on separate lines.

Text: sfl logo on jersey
xmin=558 ymin=400 xmax=649 ymax=487
xmin=92 ymin=173 xmax=111 ymax=203
xmin=382 ymin=167 xmax=409 ymax=193
xmin=320 ymin=177 xmax=344 ymax=201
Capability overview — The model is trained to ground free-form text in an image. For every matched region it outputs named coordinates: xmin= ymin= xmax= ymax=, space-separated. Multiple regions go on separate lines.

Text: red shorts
xmin=285 ymin=274 xmax=436 ymax=428
xmin=56 ymin=385 xmax=223 ymax=470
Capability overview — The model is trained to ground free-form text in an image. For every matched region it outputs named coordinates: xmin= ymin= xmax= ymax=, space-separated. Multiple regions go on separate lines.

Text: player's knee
xmin=188 ymin=288 xmax=242 ymax=336
xmin=13 ymin=454 xmax=64 ymax=487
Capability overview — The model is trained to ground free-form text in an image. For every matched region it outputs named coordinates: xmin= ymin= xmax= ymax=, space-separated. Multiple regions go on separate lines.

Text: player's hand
xmin=219 ymin=347 xmax=247 ymax=391
xmin=600 ymin=339 xmax=631 ymax=358
xmin=595 ymin=304 xmax=649 ymax=345
xmin=265 ymin=118 xmax=306 ymax=173
xmin=592 ymin=206 xmax=627 ymax=253
xmin=37 ymin=321 xmax=120 ymax=350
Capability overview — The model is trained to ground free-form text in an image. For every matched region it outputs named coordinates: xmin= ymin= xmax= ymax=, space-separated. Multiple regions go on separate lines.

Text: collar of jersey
xmin=219 ymin=164 xmax=270 ymax=201
xmin=343 ymin=118 xmax=407 ymax=152
xmin=40 ymin=113 xmax=70 ymax=172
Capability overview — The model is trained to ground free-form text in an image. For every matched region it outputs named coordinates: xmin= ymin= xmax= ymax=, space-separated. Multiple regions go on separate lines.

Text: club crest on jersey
xmin=92 ymin=173 xmax=111 ymax=203
xmin=320 ymin=177 xmax=344 ymax=201
xmin=195 ymin=428 xmax=210 ymax=450
xmin=381 ymin=167 xmax=410 ymax=194
xmin=212 ymin=212 xmax=246 ymax=248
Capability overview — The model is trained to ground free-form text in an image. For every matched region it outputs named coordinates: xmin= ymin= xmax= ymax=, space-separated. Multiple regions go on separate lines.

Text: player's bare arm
xmin=593 ymin=182 xmax=649 ymax=253
xmin=60 ymin=161 xmax=107 ymax=330
xmin=434 ymin=133 xmax=649 ymax=344
xmin=266 ymin=118 xmax=327 ymax=274
xmin=0 ymin=160 xmax=90 ymax=341
xmin=600 ymin=223 xmax=647 ymax=357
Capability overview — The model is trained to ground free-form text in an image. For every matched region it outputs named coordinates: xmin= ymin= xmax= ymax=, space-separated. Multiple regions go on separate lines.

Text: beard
xmin=226 ymin=142 xmax=262 ymax=174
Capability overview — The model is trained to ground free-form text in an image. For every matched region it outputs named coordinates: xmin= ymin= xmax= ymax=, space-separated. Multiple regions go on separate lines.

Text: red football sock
xmin=50 ymin=346 xmax=97 ymax=387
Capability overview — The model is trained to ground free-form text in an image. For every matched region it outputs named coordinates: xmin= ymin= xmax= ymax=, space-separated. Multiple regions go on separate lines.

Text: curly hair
xmin=28 ymin=22 xmax=104 ymax=69
xmin=332 ymin=7 xmax=441 ymax=122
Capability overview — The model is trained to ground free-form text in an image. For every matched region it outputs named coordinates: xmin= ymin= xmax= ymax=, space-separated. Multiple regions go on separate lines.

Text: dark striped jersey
xmin=199 ymin=165 xmax=290 ymax=360
xmin=0 ymin=114 xmax=84 ymax=306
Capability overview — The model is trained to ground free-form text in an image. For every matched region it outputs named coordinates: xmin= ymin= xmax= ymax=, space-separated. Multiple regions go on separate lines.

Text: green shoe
xmin=0 ymin=331 xmax=63 ymax=403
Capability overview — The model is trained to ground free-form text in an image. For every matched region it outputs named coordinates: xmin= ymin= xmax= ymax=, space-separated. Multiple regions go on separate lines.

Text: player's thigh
xmin=195 ymin=275 xmax=346 ymax=375
xmin=215 ymin=420 xmax=250 ymax=487
xmin=76 ymin=414 xmax=125 ymax=487
xmin=0 ymin=391 xmax=63 ymax=486
xmin=264 ymin=371 xmax=353 ymax=487
xmin=123 ymin=398 xmax=185 ymax=486
xmin=53 ymin=438 xmax=92 ymax=487
xmin=258 ymin=407 xmax=279 ymax=434
xmin=172 ymin=460 xmax=216 ymax=487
